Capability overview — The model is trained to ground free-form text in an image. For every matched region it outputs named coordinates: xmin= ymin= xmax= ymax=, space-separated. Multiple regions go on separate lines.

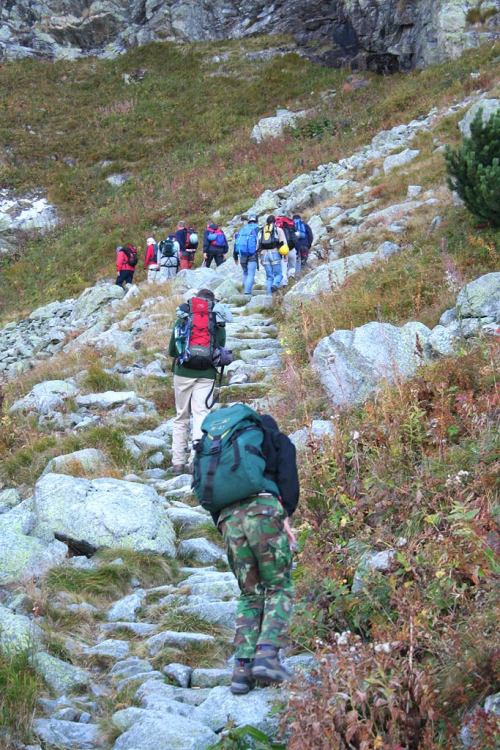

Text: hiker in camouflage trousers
xmin=213 ymin=415 xmax=299 ymax=694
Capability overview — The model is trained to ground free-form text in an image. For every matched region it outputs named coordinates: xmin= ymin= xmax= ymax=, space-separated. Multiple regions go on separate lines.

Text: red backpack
xmin=176 ymin=297 xmax=216 ymax=370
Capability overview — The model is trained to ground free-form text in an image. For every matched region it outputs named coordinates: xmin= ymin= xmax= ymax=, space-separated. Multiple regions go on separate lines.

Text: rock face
xmin=313 ymin=321 xmax=431 ymax=407
xmin=1 ymin=0 xmax=499 ymax=71
xmin=33 ymin=473 xmax=176 ymax=556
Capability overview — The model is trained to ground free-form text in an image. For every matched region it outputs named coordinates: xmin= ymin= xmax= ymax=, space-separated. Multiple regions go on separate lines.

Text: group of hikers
xmin=169 ymin=287 xmax=299 ymax=695
xmin=115 ymin=212 xmax=310 ymax=697
xmin=115 ymin=214 xmax=313 ymax=295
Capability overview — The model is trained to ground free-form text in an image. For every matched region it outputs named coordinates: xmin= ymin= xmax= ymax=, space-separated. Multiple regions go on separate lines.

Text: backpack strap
xmin=202 ymin=435 xmax=222 ymax=509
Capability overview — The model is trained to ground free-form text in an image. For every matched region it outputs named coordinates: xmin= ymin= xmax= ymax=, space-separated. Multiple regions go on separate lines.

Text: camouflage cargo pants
xmin=218 ymin=495 xmax=294 ymax=659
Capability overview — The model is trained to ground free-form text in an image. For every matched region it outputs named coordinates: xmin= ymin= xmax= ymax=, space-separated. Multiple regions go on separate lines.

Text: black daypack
xmin=159 ymin=238 xmax=176 ymax=257
xmin=260 ymin=223 xmax=279 ymax=250
xmin=123 ymin=245 xmax=138 ymax=267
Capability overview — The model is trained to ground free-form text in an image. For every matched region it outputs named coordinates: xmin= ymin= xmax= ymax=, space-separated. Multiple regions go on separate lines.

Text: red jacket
xmin=117 ymin=249 xmax=136 ymax=273
xmin=144 ymin=243 xmax=157 ymax=269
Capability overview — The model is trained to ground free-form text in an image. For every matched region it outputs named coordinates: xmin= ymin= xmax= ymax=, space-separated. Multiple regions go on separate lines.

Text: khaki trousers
xmin=172 ymin=374 xmax=214 ymax=467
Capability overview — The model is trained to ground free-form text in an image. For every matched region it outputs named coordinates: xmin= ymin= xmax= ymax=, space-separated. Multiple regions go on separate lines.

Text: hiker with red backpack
xmin=168 ymin=288 xmax=232 ymax=476
xmin=192 ymin=404 xmax=299 ymax=694
xmin=257 ymin=215 xmax=287 ymax=295
xmin=292 ymin=214 xmax=314 ymax=274
xmin=203 ymin=222 xmax=228 ymax=268
xmin=115 ymin=245 xmax=138 ymax=287
xmin=144 ymin=236 xmax=161 ymax=283
xmin=233 ymin=214 xmax=260 ymax=297
xmin=175 ymin=220 xmax=199 ymax=270
xmin=275 ymin=215 xmax=298 ymax=288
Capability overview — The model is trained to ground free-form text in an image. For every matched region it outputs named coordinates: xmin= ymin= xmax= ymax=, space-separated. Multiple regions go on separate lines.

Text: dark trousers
xmin=116 ymin=270 xmax=134 ymax=287
xmin=205 ymin=252 xmax=225 ymax=268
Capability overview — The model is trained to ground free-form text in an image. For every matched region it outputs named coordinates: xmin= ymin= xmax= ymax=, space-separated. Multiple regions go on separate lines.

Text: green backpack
xmin=192 ymin=404 xmax=279 ymax=512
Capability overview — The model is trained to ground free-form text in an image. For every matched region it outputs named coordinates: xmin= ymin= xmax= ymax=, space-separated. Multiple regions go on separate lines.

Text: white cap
xmin=147 ymin=237 xmax=155 ymax=245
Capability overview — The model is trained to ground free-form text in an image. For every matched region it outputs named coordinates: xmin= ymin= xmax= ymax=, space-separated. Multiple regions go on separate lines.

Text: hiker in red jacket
xmin=116 ymin=245 xmax=137 ymax=287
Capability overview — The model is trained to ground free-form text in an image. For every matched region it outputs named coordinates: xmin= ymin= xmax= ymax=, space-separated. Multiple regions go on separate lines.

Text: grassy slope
xmin=1 ymin=37 xmax=500 ymax=318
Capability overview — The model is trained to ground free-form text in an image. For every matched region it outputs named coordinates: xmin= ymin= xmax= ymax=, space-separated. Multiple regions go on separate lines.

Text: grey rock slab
xmin=101 ymin=622 xmax=159 ymax=637
xmin=109 ymin=657 xmax=154 ymax=679
xmin=181 ymin=571 xmax=239 ymax=599
xmin=115 ymin=671 xmax=164 ymax=695
xmin=0 ymin=604 xmax=40 ymax=652
xmin=285 ymin=251 xmax=377 ymax=307
xmin=0 ymin=487 xmax=20 ymax=512
xmin=162 ymin=662 xmax=192 ymax=688
xmin=459 ymin=98 xmax=500 ymax=137
xmin=456 ymin=272 xmax=500 ymax=321
xmin=172 ymin=267 xmax=220 ymax=294
xmin=383 ymin=148 xmax=420 ymax=173
xmin=84 ymin=639 xmax=130 ymax=659
xmin=107 ymin=590 xmax=146 ymax=622
xmin=112 ymin=713 xmax=216 ymax=750
xmin=0 ymin=512 xmax=67 ymax=584
xmin=35 ymin=652 xmax=90 ymax=695
xmin=313 ymin=320 xmax=431 ymax=407
xmin=166 ymin=507 xmax=211 ymax=529
xmin=33 ymin=474 xmax=176 ymax=556
xmin=177 ymin=538 xmax=226 ymax=564
xmin=33 ymin=719 xmax=102 ymax=749
xmin=10 ymin=379 xmax=79 ymax=414
xmin=191 ymin=668 xmax=232 ymax=688
xmin=352 ymin=550 xmax=396 ymax=594
xmin=376 ymin=241 xmax=401 ymax=259
xmin=177 ymin=600 xmax=237 ymax=630
xmin=145 ymin=630 xmax=215 ymax=657
xmin=42 ymin=448 xmax=110 ymax=477
xmin=75 ymin=391 xmax=138 ymax=409
xmin=193 ymin=685 xmax=276 ymax=733
xmin=245 ymin=294 xmax=275 ymax=312
xmin=71 ymin=284 xmax=125 ymax=323
xmin=426 ymin=325 xmax=460 ymax=357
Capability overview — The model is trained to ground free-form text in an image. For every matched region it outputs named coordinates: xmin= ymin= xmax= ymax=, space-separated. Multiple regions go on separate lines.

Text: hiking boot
xmin=271 ymin=285 xmax=277 ymax=293
xmin=252 ymin=647 xmax=292 ymax=685
xmin=171 ymin=465 xmax=184 ymax=476
xmin=231 ymin=660 xmax=255 ymax=695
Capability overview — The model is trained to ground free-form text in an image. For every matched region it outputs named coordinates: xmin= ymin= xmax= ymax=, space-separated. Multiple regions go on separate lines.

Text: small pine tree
xmin=445 ymin=107 xmax=500 ymax=225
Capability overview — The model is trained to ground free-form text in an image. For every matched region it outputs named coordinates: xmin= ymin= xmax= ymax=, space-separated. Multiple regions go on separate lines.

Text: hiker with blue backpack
xmin=203 ymin=222 xmax=228 ymax=268
xmin=292 ymin=214 xmax=314 ymax=274
xmin=257 ymin=215 xmax=287 ymax=295
xmin=233 ymin=214 xmax=260 ymax=296
xmin=192 ymin=404 xmax=299 ymax=694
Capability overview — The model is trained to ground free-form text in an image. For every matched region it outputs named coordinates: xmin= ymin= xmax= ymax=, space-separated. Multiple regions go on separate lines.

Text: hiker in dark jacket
xmin=214 ymin=414 xmax=299 ymax=695
xmin=203 ymin=222 xmax=228 ymax=267
xmin=292 ymin=214 xmax=313 ymax=274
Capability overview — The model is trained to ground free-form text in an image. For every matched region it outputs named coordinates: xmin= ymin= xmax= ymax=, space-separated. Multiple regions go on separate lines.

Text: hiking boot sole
xmin=230 ymin=681 xmax=253 ymax=695
xmin=251 ymin=666 xmax=290 ymax=685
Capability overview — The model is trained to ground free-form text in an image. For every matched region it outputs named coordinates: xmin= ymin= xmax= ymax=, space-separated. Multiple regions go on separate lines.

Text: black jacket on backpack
xmin=211 ymin=414 xmax=299 ymax=525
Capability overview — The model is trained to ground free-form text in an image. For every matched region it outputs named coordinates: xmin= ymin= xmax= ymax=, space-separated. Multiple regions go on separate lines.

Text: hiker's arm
xmin=276 ymin=434 xmax=299 ymax=517
xmin=168 ymin=326 xmax=177 ymax=358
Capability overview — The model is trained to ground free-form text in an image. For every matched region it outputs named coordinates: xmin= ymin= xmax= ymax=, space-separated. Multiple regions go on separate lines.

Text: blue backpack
xmin=235 ymin=224 xmax=258 ymax=257
xmin=208 ymin=228 xmax=227 ymax=248
xmin=294 ymin=218 xmax=307 ymax=240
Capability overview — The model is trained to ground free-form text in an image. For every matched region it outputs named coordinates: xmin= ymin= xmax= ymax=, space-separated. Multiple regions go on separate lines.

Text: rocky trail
xmin=3 ymin=88 xmax=500 ymax=748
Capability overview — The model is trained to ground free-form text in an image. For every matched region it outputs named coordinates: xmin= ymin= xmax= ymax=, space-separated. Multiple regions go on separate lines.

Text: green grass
xmin=148 ymin=639 xmax=234 ymax=671
xmin=81 ymin=364 xmax=127 ymax=392
xmin=95 ymin=548 xmax=179 ymax=588
xmin=1 ymin=38 xmax=500 ymax=318
xmin=177 ymin=519 xmax=225 ymax=547
xmin=44 ymin=564 xmax=132 ymax=600
xmin=147 ymin=606 xmax=231 ymax=639
xmin=0 ymin=648 xmax=41 ymax=749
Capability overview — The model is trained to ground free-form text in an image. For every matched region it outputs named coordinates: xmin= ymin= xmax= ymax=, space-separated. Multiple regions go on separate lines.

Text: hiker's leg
xmin=244 ymin=260 xmax=257 ymax=294
xmin=272 ymin=261 xmax=283 ymax=291
xmin=243 ymin=501 xmax=294 ymax=650
xmin=214 ymin=254 xmax=225 ymax=267
xmin=263 ymin=263 xmax=273 ymax=294
xmin=115 ymin=271 xmax=126 ymax=287
xmin=281 ymin=256 xmax=288 ymax=287
xmin=180 ymin=256 xmax=190 ymax=271
xmin=288 ymin=248 xmax=297 ymax=279
xmin=190 ymin=377 xmax=215 ymax=449
xmin=171 ymin=375 xmax=195 ymax=467
xmin=220 ymin=509 xmax=264 ymax=660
